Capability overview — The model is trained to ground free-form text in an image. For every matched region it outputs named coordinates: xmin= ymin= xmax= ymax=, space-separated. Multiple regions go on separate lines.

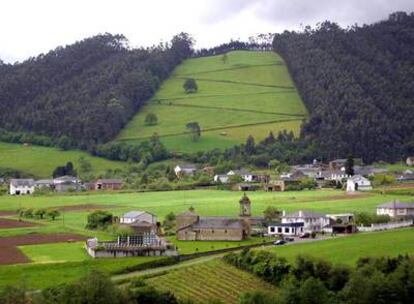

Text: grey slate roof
xmin=377 ymin=201 xmax=414 ymax=209
xmin=10 ymin=179 xmax=35 ymax=187
xmin=122 ymin=211 xmax=146 ymax=218
xmin=283 ymin=211 xmax=327 ymax=219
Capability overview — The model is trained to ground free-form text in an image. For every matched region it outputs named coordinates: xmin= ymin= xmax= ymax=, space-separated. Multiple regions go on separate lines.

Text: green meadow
xmin=0 ymin=142 xmax=127 ymax=178
xmin=117 ymin=51 xmax=307 ymax=152
xmin=268 ymin=228 xmax=414 ymax=265
xmin=0 ymin=188 xmax=412 ymax=289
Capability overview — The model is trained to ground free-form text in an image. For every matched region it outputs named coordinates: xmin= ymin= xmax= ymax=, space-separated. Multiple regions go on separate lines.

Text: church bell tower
xmin=239 ymin=193 xmax=251 ymax=217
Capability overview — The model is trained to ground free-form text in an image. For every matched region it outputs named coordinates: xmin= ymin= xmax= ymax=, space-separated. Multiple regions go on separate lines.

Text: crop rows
xmin=146 ymin=259 xmax=274 ymax=304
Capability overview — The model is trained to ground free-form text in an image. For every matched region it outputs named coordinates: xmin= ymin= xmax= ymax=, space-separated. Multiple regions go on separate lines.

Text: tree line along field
xmin=117 ymin=50 xmax=307 ymax=152
xmin=0 ymin=142 xmax=127 ymax=178
xmin=0 ymin=189 xmax=413 ymax=290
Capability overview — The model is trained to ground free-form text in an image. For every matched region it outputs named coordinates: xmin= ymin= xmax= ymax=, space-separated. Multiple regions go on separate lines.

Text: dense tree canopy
xmin=0 ymin=32 xmax=194 ymax=150
xmin=273 ymin=12 xmax=414 ymax=163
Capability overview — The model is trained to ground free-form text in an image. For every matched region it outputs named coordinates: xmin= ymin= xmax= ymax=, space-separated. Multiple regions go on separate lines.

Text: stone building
xmin=176 ymin=194 xmax=253 ymax=241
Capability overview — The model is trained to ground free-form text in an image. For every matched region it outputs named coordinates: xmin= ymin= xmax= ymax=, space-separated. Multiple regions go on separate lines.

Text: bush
xmin=86 ymin=210 xmax=113 ymax=230
xmin=47 ymin=209 xmax=60 ymax=220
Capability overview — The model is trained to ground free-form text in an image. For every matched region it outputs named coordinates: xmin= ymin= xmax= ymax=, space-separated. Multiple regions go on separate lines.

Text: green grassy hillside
xmin=0 ymin=142 xmax=127 ymax=178
xmin=117 ymin=51 xmax=307 ymax=152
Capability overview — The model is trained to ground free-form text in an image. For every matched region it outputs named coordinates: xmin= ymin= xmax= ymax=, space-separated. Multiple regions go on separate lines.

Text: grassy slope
xmin=146 ymin=259 xmax=275 ymax=304
xmin=117 ymin=51 xmax=307 ymax=152
xmin=0 ymin=142 xmax=127 ymax=178
xmin=269 ymin=228 xmax=414 ymax=265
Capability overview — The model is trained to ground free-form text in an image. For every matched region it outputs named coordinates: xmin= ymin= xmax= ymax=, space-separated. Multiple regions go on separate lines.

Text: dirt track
xmin=0 ymin=233 xmax=87 ymax=265
xmin=0 ymin=218 xmax=38 ymax=229
xmin=0 ymin=211 xmax=18 ymax=217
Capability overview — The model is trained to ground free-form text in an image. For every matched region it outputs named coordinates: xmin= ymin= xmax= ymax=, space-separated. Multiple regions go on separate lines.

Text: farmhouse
xmin=227 ymin=169 xmax=255 ymax=182
xmin=406 ymin=157 xmax=414 ymax=166
xmin=9 ymin=179 xmax=35 ymax=195
xmin=53 ymin=175 xmax=81 ymax=192
xmin=35 ymin=179 xmax=54 ymax=189
xmin=174 ymin=164 xmax=197 ymax=178
xmin=94 ymin=179 xmax=123 ymax=190
xmin=214 ymin=174 xmax=229 ymax=183
xmin=376 ymin=200 xmax=414 ymax=218
xmin=176 ymin=194 xmax=253 ymax=241
xmin=346 ymin=175 xmax=372 ymax=192
xmin=267 ymin=222 xmax=305 ymax=236
xmin=119 ymin=211 xmax=157 ymax=225
xmin=281 ymin=210 xmax=330 ymax=232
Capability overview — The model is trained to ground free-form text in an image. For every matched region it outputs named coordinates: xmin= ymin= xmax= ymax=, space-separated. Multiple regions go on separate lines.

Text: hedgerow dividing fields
xmin=117 ymin=51 xmax=307 ymax=152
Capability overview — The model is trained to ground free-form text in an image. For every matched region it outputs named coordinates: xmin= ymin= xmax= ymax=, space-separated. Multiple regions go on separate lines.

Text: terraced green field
xmin=0 ymin=142 xmax=127 ymax=178
xmin=146 ymin=259 xmax=275 ymax=304
xmin=117 ymin=51 xmax=307 ymax=152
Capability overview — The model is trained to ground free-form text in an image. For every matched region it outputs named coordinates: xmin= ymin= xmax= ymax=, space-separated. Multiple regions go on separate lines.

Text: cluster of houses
xmin=85 ymin=194 xmax=414 ymax=259
xmin=9 ymin=176 xmax=123 ymax=195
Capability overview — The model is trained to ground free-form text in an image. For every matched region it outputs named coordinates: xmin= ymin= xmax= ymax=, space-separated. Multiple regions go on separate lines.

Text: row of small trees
xmin=19 ymin=208 xmax=60 ymax=220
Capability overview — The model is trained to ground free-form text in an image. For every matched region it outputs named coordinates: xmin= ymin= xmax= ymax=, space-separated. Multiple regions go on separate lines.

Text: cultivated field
xmin=117 ymin=51 xmax=307 ymax=152
xmin=0 ymin=188 xmax=412 ymax=289
xmin=0 ymin=142 xmax=127 ymax=178
xmin=146 ymin=259 xmax=275 ymax=304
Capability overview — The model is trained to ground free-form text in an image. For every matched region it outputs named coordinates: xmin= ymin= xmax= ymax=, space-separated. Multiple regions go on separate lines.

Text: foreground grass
xmin=0 ymin=142 xmax=127 ymax=178
xmin=19 ymin=242 xmax=90 ymax=263
xmin=269 ymin=228 xmax=414 ymax=265
xmin=0 ymin=256 xmax=161 ymax=290
xmin=146 ymin=259 xmax=275 ymax=304
xmin=117 ymin=51 xmax=307 ymax=152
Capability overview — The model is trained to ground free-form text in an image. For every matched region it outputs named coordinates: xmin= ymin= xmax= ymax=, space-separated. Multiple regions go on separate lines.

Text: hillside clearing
xmin=0 ymin=142 xmax=127 ymax=178
xmin=117 ymin=51 xmax=307 ymax=152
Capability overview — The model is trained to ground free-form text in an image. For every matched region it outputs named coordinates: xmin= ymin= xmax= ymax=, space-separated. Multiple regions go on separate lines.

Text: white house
xmin=281 ymin=210 xmax=330 ymax=232
xmin=174 ymin=165 xmax=197 ymax=178
xmin=227 ymin=169 xmax=255 ymax=182
xmin=267 ymin=222 xmax=305 ymax=236
xmin=214 ymin=174 xmax=229 ymax=184
xmin=10 ymin=179 xmax=35 ymax=195
xmin=376 ymin=200 xmax=414 ymax=218
xmin=119 ymin=211 xmax=157 ymax=225
xmin=346 ymin=175 xmax=372 ymax=192
xmin=406 ymin=157 xmax=414 ymax=166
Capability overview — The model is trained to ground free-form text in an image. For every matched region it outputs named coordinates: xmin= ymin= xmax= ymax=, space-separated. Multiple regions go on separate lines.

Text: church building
xmin=176 ymin=194 xmax=254 ymax=241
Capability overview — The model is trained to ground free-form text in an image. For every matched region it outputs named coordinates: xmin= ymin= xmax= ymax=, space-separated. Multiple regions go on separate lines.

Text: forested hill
xmin=0 ymin=33 xmax=193 ymax=150
xmin=273 ymin=11 xmax=414 ymax=163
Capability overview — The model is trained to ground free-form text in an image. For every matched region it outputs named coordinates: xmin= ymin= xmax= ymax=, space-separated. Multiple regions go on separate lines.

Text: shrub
xmin=86 ymin=210 xmax=113 ymax=230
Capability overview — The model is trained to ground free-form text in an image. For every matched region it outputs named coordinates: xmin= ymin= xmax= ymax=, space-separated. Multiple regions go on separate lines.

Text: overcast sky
xmin=1 ymin=0 xmax=413 ymax=63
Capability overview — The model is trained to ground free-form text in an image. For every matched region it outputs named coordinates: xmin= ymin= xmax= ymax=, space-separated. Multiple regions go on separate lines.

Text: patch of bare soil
xmin=0 ymin=233 xmax=87 ymax=265
xmin=0 ymin=218 xmax=39 ymax=229
xmin=0 ymin=211 xmax=18 ymax=217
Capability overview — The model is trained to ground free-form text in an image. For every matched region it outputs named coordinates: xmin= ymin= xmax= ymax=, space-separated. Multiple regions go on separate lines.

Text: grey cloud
xmin=204 ymin=0 xmax=414 ymax=29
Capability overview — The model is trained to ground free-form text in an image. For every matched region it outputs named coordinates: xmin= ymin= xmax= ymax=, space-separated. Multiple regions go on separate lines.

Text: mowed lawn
xmin=269 ymin=228 xmax=414 ymax=265
xmin=117 ymin=51 xmax=307 ymax=152
xmin=0 ymin=142 xmax=127 ymax=178
xmin=146 ymin=259 xmax=275 ymax=304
